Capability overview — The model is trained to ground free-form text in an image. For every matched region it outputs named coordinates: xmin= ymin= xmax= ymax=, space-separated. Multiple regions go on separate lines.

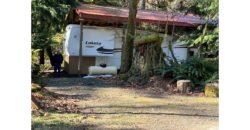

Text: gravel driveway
xmin=35 ymin=77 xmax=218 ymax=130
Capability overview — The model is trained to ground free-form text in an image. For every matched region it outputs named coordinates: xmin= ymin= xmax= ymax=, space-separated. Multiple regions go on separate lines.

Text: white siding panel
xmin=68 ymin=27 xmax=80 ymax=56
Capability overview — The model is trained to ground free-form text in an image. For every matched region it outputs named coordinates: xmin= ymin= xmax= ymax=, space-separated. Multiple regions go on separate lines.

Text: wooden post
xmin=78 ymin=19 xmax=84 ymax=77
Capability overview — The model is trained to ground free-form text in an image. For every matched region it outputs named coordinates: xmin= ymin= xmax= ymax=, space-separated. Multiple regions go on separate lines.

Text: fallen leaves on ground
xmin=95 ymin=75 xmax=205 ymax=96
xmin=32 ymin=88 xmax=82 ymax=113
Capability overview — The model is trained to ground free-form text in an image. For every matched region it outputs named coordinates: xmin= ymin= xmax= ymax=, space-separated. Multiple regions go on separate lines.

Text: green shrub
xmin=32 ymin=49 xmax=41 ymax=76
xmin=158 ymin=56 xmax=218 ymax=87
xmin=206 ymin=72 xmax=219 ymax=83
xmin=32 ymin=64 xmax=40 ymax=75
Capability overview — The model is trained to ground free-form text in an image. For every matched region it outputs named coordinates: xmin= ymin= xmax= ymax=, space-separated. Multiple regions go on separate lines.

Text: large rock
xmin=176 ymin=80 xmax=192 ymax=93
xmin=205 ymin=83 xmax=219 ymax=97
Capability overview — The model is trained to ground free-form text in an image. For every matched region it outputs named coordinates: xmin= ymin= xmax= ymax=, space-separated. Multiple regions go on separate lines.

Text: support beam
xmin=78 ymin=19 xmax=84 ymax=77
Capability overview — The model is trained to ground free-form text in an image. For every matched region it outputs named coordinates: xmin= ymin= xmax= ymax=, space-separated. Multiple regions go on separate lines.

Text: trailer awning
xmin=74 ymin=4 xmax=204 ymax=27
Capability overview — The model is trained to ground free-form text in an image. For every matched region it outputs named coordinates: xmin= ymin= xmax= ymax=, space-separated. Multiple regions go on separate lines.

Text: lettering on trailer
xmin=84 ymin=41 xmax=115 ymax=54
xmin=85 ymin=41 xmax=102 ymax=46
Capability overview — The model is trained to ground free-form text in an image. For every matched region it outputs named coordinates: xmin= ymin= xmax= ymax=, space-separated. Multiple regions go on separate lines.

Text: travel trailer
xmin=63 ymin=24 xmax=191 ymax=74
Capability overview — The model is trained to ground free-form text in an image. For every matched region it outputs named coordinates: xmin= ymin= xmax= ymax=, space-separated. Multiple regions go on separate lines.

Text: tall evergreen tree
xmin=32 ymin=0 xmax=77 ymax=65
xmin=120 ymin=0 xmax=139 ymax=73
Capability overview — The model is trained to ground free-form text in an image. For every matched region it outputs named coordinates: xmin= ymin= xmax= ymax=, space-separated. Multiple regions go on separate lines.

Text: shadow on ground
xmin=82 ymin=112 xmax=218 ymax=118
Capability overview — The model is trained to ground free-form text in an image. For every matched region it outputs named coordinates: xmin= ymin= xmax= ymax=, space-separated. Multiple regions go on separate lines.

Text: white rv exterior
xmin=63 ymin=24 xmax=188 ymax=72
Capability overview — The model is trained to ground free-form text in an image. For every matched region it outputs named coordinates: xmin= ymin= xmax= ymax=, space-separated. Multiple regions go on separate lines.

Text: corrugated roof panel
xmin=75 ymin=4 xmax=204 ymax=27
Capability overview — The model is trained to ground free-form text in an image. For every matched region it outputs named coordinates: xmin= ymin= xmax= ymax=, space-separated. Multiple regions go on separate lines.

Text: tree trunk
xmin=120 ymin=0 xmax=139 ymax=73
xmin=197 ymin=15 xmax=209 ymax=58
xmin=164 ymin=14 xmax=178 ymax=65
xmin=141 ymin=0 xmax=146 ymax=9
xmin=168 ymin=24 xmax=178 ymax=64
xmin=39 ymin=49 xmax=44 ymax=65
xmin=78 ymin=20 xmax=83 ymax=77
xmin=46 ymin=47 xmax=54 ymax=66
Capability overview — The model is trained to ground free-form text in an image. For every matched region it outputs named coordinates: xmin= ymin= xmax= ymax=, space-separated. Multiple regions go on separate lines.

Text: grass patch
xmin=32 ymin=84 xmax=42 ymax=92
xmin=32 ymin=113 xmax=84 ymax=130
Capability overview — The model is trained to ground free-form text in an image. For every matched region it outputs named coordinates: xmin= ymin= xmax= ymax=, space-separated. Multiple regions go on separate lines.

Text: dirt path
xmin=33 ymin=77 xmax=218 ymax=130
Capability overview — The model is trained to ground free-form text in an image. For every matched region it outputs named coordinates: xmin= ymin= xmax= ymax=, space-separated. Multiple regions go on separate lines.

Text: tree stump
xmin=176 ymin=80 xmax=192 ymax=93
xmin=205 ymin=83 xmax=219 ymax=97
xmin=126 ymin=34 xmax=166 ymax=84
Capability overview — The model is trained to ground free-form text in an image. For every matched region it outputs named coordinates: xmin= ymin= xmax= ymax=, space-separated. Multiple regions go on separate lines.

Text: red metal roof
xmin=75 ymin=4 xmax=204 ymax=27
